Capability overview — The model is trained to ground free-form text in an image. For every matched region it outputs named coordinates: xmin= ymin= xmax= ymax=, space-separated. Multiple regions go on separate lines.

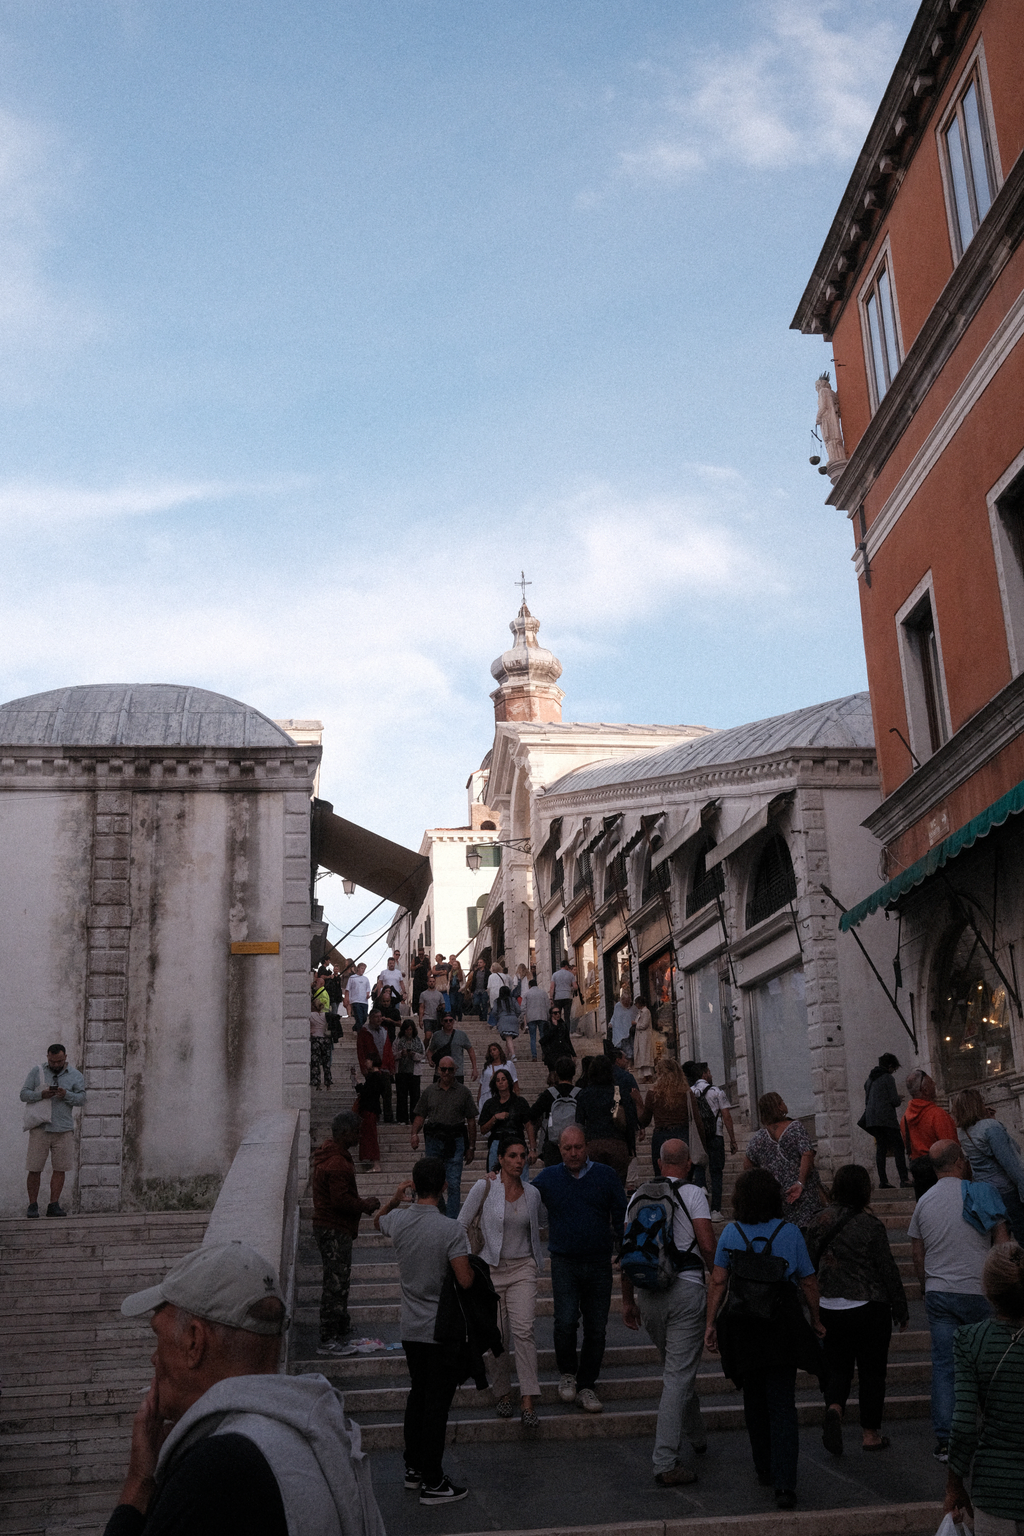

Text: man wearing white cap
xmin=103 ymin=1242 xmax=384 ymax=1536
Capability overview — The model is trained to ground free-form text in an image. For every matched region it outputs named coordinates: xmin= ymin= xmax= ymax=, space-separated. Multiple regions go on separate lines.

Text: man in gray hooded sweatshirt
xmin=104 ymin=1242 xmax=385 ymax=1536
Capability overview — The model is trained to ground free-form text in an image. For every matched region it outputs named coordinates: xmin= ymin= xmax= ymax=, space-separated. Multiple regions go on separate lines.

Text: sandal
xmin=495 ymin=1395 xmax=516 ymax=1418
xmin=520 ymin=1407 xmax=539 ymax=1428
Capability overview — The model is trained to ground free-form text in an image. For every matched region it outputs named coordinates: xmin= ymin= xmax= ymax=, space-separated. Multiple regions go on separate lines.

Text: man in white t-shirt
xmin=691 ymin=1061 xmax=737 ymax=1219
xmin=908 ymin=1138 xmax=1009 ymax=1460
xmin=549 ymin=962 xmax=576 ymax=1014
xmin=620 ymin=1140 xmax=716 ymax=1487
xmin=345 ymin=964 xmax=372 ymax=1028
xmin=486 ymin=963 xmax=511 ymax=1026
xmin=377 ymin=957 xmax=406 ymax=1001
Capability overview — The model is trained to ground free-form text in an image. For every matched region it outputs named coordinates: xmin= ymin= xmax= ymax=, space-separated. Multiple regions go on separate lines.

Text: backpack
xmin=723 ymin=1220 xmax=790 ymax=1321
xmin=690 ymin=1084 xmax=718 ymax=1150
xmin=620 ymin=1178 xmax=703 ymax=1291
xmin=545 ymin=1087 xmax=581 ymax=1146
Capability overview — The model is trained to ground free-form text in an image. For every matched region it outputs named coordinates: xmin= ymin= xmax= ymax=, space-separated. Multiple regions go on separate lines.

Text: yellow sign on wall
xmin=229 ymin=941 xmax=281 ymax=955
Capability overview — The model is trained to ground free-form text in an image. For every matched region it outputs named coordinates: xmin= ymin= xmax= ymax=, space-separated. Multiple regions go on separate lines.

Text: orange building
xmin=793 ymin=0 xmax=1024 ymax=1111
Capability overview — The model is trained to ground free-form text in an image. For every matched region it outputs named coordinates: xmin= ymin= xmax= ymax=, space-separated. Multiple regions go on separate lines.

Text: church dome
xmin=489 ymin=604 xmax=564 ymax=724
xmin=0 ymin=684 xmax=294 ymax=748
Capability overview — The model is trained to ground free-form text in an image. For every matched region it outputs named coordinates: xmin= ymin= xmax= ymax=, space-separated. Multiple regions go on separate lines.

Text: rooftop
xmin=0 ymin=684 xmax=295 ymax=749
xmin=543 ymin=693 xmax=874 ymax=795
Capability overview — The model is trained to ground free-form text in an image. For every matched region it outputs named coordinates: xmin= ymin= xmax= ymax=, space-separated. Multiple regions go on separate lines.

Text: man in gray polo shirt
xmin=376 ymin=1158 xmax=473 ymax=1505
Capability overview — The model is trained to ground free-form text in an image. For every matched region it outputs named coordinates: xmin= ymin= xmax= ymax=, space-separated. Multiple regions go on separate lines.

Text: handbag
xmin=685 ymin=1090 xmax=709 ymax=1167
xmin=612 ymin=1084 xmax=628 ymax=1132
xmin=23 ymin=1065 xmax=53 ymax=1131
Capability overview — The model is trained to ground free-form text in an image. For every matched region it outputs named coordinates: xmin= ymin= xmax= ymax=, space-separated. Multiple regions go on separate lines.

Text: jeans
xmin=637 ymin=1280 xmax=707 ymax=1473
xmin=350 ymin=1002 xmax=368 ymax=1028
xmin=742 ymin=1366 xmax=799 ymax=1493
xmin=395 ymin=1073 xmax=418 ymax=1124
xmin=925 ymin=1290 xmax=992 ymax=1440
xmin=473 ymin=990 xmax=488 ymax=1019
xmin=424 ymin=1130 xmax=466 ymax=1219
xmin=402 ymin=1340 xmax=461 ymax=1485
xmin=550 ymin=1252 xmax=613 ymax=1390
xmin=820 ymin=1301 xmax=893 ymax=1429
xmin=999 ymin=1187 xmax=1024 ymax=1246
xmin=526 ymin=1020 xmax=539 ymax=1059
xmin=707 ymin=1134 xmax=726 ymax=1211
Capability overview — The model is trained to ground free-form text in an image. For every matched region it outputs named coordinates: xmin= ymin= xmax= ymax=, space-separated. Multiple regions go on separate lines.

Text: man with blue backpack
xmin=620 ymin=1139 xmax=716 ymax=1487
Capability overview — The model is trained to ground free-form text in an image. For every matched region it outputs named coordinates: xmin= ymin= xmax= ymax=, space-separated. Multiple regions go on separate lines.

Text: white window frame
xmin=895 ymin=572 xmax=952 ymax=766
xmin=987 ymin=447 xmax=1024 ymax=677
xmin=858 ymin=235 xmax=905 ymax=414
xmin=936 ymin=40 xmax=1002 ymax=265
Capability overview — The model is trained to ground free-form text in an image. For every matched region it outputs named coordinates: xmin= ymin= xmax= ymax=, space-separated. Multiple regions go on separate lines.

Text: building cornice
xmin=0 ymin=744 xmax=319 ymax=792
xmin=829 ymin=156 xmax=1024 ymax=517
xmin=864 ymin=668 xmax=1024 ymax=844
xmin=537 ymin=750 xmax=878 ymax=816
xmin=792 ymin=0 xmax=981 ymax=337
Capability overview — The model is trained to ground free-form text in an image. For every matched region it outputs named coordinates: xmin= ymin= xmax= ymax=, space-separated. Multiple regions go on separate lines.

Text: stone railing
xmin=202 ymin=1110 xmax=301 ymax=1364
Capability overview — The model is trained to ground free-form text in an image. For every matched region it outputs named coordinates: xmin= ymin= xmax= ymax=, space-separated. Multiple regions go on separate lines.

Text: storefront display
xmin=749 ymin=965 xmax=815 ymax=1121
xmin=575 ymin=932 xmax=599 ymax=1013
xmin=642 ymin=947 xmax=676 ymax=1047
xmin=935 ymin=923 xmax=1016 ymax=1090
xmin=604 ymin=938 xmax=632 ymax=1021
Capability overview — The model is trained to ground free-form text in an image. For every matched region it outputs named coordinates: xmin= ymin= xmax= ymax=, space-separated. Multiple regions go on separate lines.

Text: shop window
xmin=643 ymin=947 xmax=676 ymax=1043
xmin=686 ymin=836 xmax=724 ymax=918
xmin=859 ymin=245 xmax=902 ymax=411
xmin=573 ymin=846 xmax=593 ymax=897
xmin=641 ymin=837 xmax=670 ymax=905
xmin=604 ymin=939 xmax=632 ymax=1020
xmin=745 ymin=834 xmax=797 ymax=929
xmin=576 ymin=932 xmax=600 ymax=1013
xmin=750 ymin=966 xmax=815 ymax=1121
xmin=688 ymin=960 xmax=737 ymax=1103
xmin=897 ymin=581 xmax=950 ymax=764
xmin=939 ymin=57 xmax=999 ymax=261
xmin=934 ymin=923 xmax=1016 ymax=1091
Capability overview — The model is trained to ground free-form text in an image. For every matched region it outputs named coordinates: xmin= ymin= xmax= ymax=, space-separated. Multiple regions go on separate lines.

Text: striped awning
xmin=839 ymin=775 xmax=1024 ymax=930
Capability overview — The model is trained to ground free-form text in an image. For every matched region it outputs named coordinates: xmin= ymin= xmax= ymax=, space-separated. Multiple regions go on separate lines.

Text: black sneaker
xmin=934 ymin=1442 xmax=949 ymax=1463
xmin=46 ymin=1202 xmax=67 ymax=1217
xmin=420 ymin=1476 xmax=468 ymax=1506
xmin=404 ymin=1468 xmax=422 ymax=1490
xmin=26 ymin=1202 xmax=39 ymax=1218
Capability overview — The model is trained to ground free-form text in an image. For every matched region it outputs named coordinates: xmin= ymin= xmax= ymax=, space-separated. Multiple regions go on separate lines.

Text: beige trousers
xmin=488 ymin=1254 xmax=540 ymax=1398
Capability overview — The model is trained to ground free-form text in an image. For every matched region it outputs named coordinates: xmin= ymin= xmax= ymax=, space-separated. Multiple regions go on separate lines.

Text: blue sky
xmin=0 ymin=0 xmax=918 ymax=955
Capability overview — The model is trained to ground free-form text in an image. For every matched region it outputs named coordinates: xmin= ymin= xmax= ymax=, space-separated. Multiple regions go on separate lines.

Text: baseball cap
xmin=121 ymin=1242 xmax=285 ymax=1335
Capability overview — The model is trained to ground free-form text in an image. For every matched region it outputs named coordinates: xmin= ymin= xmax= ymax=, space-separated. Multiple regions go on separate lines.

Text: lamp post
xmin=342 ymin=878 xmax=356 ymax=896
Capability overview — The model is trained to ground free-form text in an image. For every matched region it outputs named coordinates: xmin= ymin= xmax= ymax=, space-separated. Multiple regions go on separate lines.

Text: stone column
xmin=78 ymin=787 xmax=132 ymax=1213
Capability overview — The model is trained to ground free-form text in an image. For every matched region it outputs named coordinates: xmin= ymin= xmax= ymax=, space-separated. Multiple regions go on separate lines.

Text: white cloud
xmin=0 ymin=479 xmax=266 ymax=525
xmin=619 ymin=0 xmax=917 ymax=181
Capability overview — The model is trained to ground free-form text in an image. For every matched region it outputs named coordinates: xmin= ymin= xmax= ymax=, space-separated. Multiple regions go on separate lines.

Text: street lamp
xmin=465 ymin=837 xmax=531 ymax=872
xmin=466 ymin=847 xmax=482 ymax=872
xmin=342 ymin=878 xmax=356 ymax=896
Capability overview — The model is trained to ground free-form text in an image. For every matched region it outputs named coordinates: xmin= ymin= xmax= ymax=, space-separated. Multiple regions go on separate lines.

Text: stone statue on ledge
xmin=815 ymin=372 xmax=847 ymax=471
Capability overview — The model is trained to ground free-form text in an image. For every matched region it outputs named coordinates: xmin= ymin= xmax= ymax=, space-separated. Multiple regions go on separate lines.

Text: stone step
xmin=351 ymin=1392 xmax=933 ymax=1451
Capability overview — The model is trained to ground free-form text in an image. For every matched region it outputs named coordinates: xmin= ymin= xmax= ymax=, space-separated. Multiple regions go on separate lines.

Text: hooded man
xmin=103 ymin=1243 xmax=385 ymax=1536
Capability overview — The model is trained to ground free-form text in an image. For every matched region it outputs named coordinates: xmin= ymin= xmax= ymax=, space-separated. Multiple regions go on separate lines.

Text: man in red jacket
xmin=311 ymin=1112 xmax=380 ymax=1355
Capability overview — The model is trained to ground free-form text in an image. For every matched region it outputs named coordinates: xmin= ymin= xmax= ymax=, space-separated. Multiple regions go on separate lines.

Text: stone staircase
xmin=293 ymin=1014 xmax=937 ymax=1533
xmin=0 ymin=1211 xmax=209 ymax=1536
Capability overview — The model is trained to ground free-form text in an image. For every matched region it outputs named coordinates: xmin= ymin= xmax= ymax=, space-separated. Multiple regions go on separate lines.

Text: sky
xmin=0 ymin=0 xmax=919 ymax=960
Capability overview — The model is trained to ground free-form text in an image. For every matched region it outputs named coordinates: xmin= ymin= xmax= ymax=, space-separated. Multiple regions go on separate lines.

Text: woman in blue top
xmin=705 ymin=1168 xmax=824 ymax=1510
xmin=952 ymin=1088 xmax=1024 ymax=1245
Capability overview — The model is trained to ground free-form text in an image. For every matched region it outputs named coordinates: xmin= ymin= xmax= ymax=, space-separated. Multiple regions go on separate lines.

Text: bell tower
xmin=490 ymin=601 xmax=564 ymax=724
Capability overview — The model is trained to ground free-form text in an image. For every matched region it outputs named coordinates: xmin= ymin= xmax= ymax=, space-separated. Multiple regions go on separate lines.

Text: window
xmin=897 ymin=579 xmax=950 ymax=764
xmin=573 ymin=846 xmax=593 ymax=897
xmin=688 ymin=960 xmax=737 ymax=1103
xmin=476 ymin=844 xmax=502 ymax=868
xmin=423 ymin=914 xmax=431 ymax=951
xmin=940 ymin=62 xmax=999 ymax=261
xmin=750 ymin=967 xmax=815 ymax=1120
xmin=988 ymin=453 xmax=1024 ymax=677
xmin=861 ymin=251 xmax=902 ymax=408
xmin=605 ymin=850 xmax=628 ymax=905
xmin=550 ymin=920 xmax=568 ymax=974
xmin=550 ymin=855 xmax=564 ymax=896
xmin=686 ymin=836 xmax=724 ymax=918
xmin=641 ymin=837 xmax=670 ymax=905
xmin=466 ymin=893 xmax=488 ymax=939
xmin=745 ymin=834 xmax=797 ymax=929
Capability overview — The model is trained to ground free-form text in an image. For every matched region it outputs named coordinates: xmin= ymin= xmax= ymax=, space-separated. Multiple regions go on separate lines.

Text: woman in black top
xmin=575 ymin=1055 xmax=631 ymax=1185
xmin=806 ymin=1163 xmax=908 ymax=1455
xmin=479 ymin=1070 xmax=533 ymax=1171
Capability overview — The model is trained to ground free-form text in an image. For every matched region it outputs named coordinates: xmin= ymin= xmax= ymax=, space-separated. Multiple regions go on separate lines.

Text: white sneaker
xmin=557 ymin=1373 xmax=577 ymax=1403
xmin=710 ymin=1210 xmax=724 ymax=1220
xmin=577 ymin=1388 xmax=603 ymax=1414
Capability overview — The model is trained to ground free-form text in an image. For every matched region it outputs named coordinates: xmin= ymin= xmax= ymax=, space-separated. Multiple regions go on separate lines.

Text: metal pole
xmin=820 ymin=885 xmax=917 ymax=1050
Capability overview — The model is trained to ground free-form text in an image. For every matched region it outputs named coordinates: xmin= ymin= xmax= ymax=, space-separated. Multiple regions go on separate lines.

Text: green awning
xmin=839 ymin=774 xmax=1024 ymax=930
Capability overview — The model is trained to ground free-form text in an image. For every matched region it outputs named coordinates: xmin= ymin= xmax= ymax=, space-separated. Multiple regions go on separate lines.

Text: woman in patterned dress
xmin=745 ymin=1092 xmax=823 ymax=1230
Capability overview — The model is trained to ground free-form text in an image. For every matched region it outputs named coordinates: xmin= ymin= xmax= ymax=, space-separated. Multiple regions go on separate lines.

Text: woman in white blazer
xmin=459 ymin=1132 xmax=544 ymax=1427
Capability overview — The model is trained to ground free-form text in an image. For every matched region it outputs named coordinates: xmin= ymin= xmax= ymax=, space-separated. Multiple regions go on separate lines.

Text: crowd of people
xmin=87 ymin=950 xmax=1024 ymax=1532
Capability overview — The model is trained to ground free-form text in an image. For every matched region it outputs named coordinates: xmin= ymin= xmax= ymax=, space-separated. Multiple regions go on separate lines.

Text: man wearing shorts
xmin=21 ymin=1043 xmax=86 ymax=1217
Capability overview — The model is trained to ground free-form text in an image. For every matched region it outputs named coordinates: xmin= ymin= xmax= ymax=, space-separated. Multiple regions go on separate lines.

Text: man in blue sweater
xmin=533 ymin=1123 xmax=628 ymax=1413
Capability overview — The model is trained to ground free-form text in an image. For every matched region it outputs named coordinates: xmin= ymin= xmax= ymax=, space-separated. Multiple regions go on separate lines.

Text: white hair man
xmin=103 ymin=1243 xmax=384 ymax=1536
xmin=620 ymin=1139 xmax=716 ymax=1486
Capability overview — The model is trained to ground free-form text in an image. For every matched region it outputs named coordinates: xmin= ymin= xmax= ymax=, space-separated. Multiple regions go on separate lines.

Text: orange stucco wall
xmin=820 ymin=0 xmax=1024 ymax=864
